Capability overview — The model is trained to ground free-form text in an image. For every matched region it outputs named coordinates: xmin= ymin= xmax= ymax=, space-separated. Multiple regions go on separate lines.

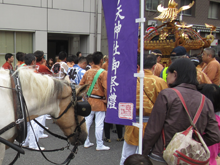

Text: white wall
xmin=48 ymin=9 xmax=90 ymax=33
xmin=0 ymin=4 xmax=47 ymax=31
xmin=0 ymin=0 xmax=102 ymax=55
xmin=3 ymin=0 xmax=41 ymax=7
xmin=33 ymin=31 xmax=47 ymax=54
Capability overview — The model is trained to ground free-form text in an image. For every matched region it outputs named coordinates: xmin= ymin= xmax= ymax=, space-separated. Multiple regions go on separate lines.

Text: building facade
xmin=145 ymin=0 xmax=220 ymax=53
xmin=101 ymin=0 xmax=220 ymax=56
xmin=0 ymin=0 xmax=102 ymax=67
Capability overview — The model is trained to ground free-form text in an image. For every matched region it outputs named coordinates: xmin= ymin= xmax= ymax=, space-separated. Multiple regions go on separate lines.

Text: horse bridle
xmin=0 ymin=72 xmax=88 ymax=165
xmin=51 ymin=83 xmax=86 ymax=141
xmin=32 ymin=83 xmax=90 ymax=165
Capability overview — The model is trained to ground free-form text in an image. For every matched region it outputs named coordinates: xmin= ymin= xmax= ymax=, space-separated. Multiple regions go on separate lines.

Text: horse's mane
xmin=0 ymin=68 xmax=10 ymax=80
xmin=16 ymin=67 xmax=68 ymax=107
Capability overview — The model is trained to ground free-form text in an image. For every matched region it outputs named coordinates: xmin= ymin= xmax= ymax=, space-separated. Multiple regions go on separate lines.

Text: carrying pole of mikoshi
xmin=134 ymin=0 xmax=145 ymax=154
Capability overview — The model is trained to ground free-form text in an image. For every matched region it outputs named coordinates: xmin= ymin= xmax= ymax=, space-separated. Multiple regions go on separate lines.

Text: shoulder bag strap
xmin=172 ymin=88 xmax=205 ymax=126
xmin=162 ymin=88 xmax=205 ymax=149
xmin=87 ymin=69 xmax=105 ymax=97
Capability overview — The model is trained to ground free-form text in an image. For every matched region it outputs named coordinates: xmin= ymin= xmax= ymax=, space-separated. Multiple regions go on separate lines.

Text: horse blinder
xmin=70 ymin=83 xmax=91 ymax=117
xmin=74 ymin=101 xmax=91 ymax=117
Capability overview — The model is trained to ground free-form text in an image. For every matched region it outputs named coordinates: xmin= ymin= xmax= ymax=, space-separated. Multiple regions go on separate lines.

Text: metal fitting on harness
xmin=15 ymin=118 xmax=24 ymax=124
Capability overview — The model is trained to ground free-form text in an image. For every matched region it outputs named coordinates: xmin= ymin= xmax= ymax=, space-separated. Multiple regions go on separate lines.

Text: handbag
xmin=162 ymin=88 xmax=210 ymax=165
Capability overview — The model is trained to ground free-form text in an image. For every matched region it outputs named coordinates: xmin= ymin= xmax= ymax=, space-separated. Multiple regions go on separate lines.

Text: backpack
xmin=162 ymin=88 xmax=210 ymax=165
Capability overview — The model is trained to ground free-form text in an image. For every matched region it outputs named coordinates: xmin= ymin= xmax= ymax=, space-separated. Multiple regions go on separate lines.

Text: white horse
xmin=0 ymin=68 xmax=88 ymax=164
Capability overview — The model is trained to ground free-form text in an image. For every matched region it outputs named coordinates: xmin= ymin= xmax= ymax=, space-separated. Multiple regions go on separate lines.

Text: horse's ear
xmin=76 ymin=84 xmax=88 ymax=97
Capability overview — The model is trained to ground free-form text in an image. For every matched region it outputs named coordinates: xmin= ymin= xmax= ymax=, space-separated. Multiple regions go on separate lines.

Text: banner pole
xmin=134 ymin=0 xmax=145 ymax=155
xmin=138 ymin=0 xmax=145 ymax=155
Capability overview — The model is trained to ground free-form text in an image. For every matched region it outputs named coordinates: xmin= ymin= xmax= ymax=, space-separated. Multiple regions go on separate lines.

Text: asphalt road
xmin=3 ymin=119 xmax=124 ymax=165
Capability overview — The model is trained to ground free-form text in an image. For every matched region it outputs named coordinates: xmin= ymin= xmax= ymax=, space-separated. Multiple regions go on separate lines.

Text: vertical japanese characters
xmin=107 ymin=0 xmax=125 ymax=110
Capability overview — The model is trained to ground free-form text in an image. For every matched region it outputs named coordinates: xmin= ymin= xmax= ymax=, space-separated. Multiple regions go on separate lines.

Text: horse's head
xmin=55 ymin=83 xmax=89 ymax=146
xmin=17 ymin=69 xmax=89 ymax=145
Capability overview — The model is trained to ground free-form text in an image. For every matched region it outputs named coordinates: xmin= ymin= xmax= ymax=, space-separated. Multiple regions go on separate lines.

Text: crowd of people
xmin=1 ymin=51 xmax=121 ymax=152
xmin=2 ymin=45 xmax=220 ymax=165
xmin=122 ymin=46 xmax=220 ymax=165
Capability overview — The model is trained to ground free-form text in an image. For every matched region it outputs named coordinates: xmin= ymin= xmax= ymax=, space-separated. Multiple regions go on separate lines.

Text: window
xmin=208 ymin=2 xmax=219 ymax=19
xmin=0 ymin=31 xmax=33 ymax=67
xmin=181 ymin=0 xmax=193 ymax=15
xmin=0 ymin=31 xmax=14 ymax=54
xmin=16 ymin=32 xmax=33 ymax=53
xmin=146 ymin=0 xmax=159 ymax=11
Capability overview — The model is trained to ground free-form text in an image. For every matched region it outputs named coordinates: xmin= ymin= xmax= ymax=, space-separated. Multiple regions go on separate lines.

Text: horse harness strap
xmin=51 ymin=83 xmax=77 ymax=120
xmin=0 ymin=73 xmax=89 ymax=164
xmin=33 ymin=119 xmax=68 ymax=141
xmin=33 ymin=117 xmax=83 ymax=165
xmin=51 ymin=83 xmax=87 ymax=139
xmin=0 ymin=113 xmax=26 ymax=135
xmin=67 ymin=118 xmax=85 ymax=139
xmin=0 ymin=71 xmax=27 ymax=165
xmin=23 ymin=101 xmax=76 ymax=165
xmin=0 ymin=71 xmax=27 ymax=143
xmin=29 ymin=83 xmax=89 ymax=165
xmin=10 ymin=70 xmax=27 ymax=143
xmin=51 ymin=102 xmax=73 ymax=120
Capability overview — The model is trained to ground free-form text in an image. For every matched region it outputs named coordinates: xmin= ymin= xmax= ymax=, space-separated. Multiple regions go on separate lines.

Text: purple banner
xmin=103 ymin=0 xmax=139 ymax=125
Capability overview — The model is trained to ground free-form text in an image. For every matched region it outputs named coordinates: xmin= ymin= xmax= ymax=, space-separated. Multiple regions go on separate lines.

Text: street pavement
xmin=3 ymin=119 xmax=124 ymax=165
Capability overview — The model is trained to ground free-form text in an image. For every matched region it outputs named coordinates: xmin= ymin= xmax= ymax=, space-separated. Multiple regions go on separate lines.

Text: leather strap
xmin=51 ymin=102 xmax=73 ymax=120
xmin=162 ymin=88 xmax=205 ymax=148
xmin=33 ymin=119 xmax=67 ymax=141
xmin=172 ymin=88 xmax=205 ymax=128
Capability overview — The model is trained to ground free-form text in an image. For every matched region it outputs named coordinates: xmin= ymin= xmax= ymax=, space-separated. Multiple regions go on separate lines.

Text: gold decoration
xmin=181 ymin=32 xmax=189 ymax=40
xmin=159 ymin=31 xmax=169 ymax=40
xmin=155 ymin=0 xmax=194 ymax=22
xmin=137 ymin=1 xmax=215 ymax=63
xmin=206 ymin=34 xmax=215 ymax=43
xmin=176 ymin=22 xmax=193 ymax=29
xmin=205 ymin=23 xmax=216 ymax=34
xmin=138 ymin=20 xmax=211 ymax=56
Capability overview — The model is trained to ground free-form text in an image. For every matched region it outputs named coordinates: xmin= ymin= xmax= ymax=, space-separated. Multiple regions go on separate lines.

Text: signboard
xmin=146 ymin=26 xmax=155 ymax=33
xmin=102 ymin=0 xmax=139 ymax=125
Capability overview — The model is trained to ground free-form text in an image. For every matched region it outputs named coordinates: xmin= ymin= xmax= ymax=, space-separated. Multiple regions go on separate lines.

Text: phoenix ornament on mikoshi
xmin=205 ymin=23 xmax=217 ymax=34
xmin=155 ymin=0 xmax=194 ymax=22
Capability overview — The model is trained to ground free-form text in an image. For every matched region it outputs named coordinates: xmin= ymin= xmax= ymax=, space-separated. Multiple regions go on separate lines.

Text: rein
xmin=27 ymin=82 xmax=85 ymax=165
xmin=0 ymin=85 xmax=16 ymax=90
xmin=0 ymin=71 xmax=86 ymax=165
xmin=50 ymin=83 xmax=86 ymax=139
